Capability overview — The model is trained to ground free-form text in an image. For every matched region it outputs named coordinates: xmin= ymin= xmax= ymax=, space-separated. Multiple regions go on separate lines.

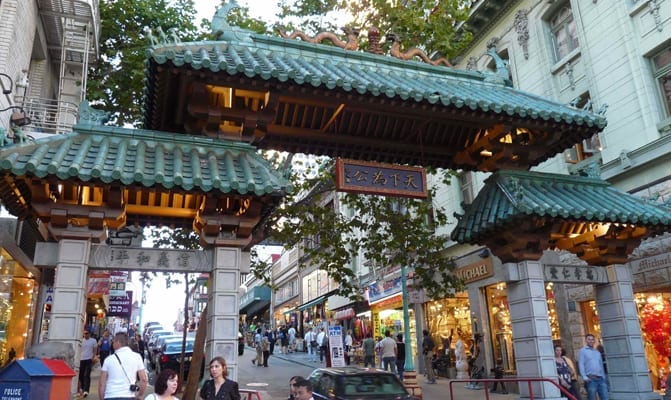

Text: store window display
xmin=0 ymin=249 xmax=37 ymax=365
xmin=486 ymin=284 xmax=514 ymax=371
xmin=424 ymin=295 xmax=472 ymax=368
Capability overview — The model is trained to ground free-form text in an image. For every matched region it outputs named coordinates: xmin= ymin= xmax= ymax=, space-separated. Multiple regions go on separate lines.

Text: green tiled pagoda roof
xmin=0 ymin=124 xmax=291 ymax=196
xmin=143 ymin=31 xmax=606 ymax=130
xmin=451 ymin=170 xmax=671 ymax=243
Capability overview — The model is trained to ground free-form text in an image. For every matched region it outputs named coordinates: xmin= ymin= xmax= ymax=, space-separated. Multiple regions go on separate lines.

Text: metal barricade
xmin=448 ymin=377 xmax=578 ymax=400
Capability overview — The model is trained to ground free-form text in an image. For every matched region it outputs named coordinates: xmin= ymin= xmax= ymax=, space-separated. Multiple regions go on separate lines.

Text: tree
xmin=276 ymin=0 xmax=473 ymax=60
xmin=87 ymin=0 xmax=201 ymax=126
xmin=262 ymin=158 xmax=465 ymax=300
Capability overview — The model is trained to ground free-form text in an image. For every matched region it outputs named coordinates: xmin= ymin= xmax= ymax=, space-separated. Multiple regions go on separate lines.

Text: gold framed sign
xmin=335 ymin=158 xmax=427 ymax=198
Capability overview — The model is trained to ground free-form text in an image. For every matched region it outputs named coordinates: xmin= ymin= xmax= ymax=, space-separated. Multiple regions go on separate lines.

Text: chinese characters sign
xmin=335 ymin=158 xmax=427 ymax=198
xmin=90 ymin=245 xmax=213 ymax=272
xmin=543 ymin=264 xmax=608 ymax=284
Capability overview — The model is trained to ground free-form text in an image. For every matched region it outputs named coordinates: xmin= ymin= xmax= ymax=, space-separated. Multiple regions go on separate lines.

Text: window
xmin=550 ymin=6 xmax=579 ymax=61
xmin=652 ymin=46 xmax=671 ymax=117
xmin=564 ymin=93 xmax=601 ymax=164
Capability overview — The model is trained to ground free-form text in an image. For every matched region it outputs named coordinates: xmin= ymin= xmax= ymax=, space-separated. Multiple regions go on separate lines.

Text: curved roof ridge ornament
xmin=386 ymin=33 xmax=453 ymax=67
xmin=276 ymin=26 xmax=360 ymax=51
xmin=212 ymin=1 xmax=253 ymax=42
xmin=484 ymin=46 xmax=509 ymax=85
xmin=77 ymin=101 xmax=110 ymax=126
xmin=144 ymin=26 xmax=181 ymax=47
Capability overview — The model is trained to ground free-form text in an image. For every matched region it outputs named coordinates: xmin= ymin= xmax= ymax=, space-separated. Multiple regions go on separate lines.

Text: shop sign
xmin=108 ymin=291 xmax=133 ymax=317
xmin=334 ymin=308 xmax=356 ymax=320
xmin=543 ymin=264 xmax=608 ymax=284
xmin=455 ymin=258 xmax=494 ymax=284
xmin=370 ymin=294 xmax=403 ymax=310
xmin=109 ymin=271 xmax=127 ymax=297
xmin=335 ymin=159 xmax=428 ymax=199
xmin=328 ymin=325 xmax=346 ymax=367
xmin=87 ymin=273 xmax=110 ymax=296
xmin=368 ymin=277 xmax=402 ymax=303
xmin=630 ymin=253 xmax=671 ymax=274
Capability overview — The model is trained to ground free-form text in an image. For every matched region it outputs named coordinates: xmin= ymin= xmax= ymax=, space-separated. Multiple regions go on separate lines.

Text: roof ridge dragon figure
xmin=276 ymin=26 xmax=360 ymax=51
xmin=386 ymin=33 xmax=452 ymax=67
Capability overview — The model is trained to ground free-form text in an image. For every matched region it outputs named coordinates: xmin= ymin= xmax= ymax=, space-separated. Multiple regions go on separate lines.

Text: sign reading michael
xmin=335 ymin=159 xmax=427 ymax=199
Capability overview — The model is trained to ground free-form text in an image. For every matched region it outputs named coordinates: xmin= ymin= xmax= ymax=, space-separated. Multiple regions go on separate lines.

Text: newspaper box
xmin=0 ymin=358 xmax=75 ymax=400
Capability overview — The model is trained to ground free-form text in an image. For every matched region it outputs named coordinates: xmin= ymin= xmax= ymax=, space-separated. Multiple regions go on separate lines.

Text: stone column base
xmin=403 ymin=370 xmax=422 ymax=399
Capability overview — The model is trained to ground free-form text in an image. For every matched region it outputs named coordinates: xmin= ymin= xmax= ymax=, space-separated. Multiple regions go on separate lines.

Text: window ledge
xmin=629 ymin=0 xmax=648 ymax=17
xmin=657 ymin=117 xmax=671 ymax=136
xmin=550 ymin=48 xmax=582 ymax=75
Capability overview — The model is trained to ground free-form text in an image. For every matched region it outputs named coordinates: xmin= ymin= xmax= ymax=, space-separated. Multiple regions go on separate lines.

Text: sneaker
xmin=252 ymin=359 xmax=255 ymax=365
xmin=83 ymin=392 xmax=88 ymax=398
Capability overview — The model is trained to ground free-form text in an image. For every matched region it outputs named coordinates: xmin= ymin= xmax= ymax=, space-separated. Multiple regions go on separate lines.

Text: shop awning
xmin=239 ymin=286 xmax=271 ymax=315
xmin=298 ymin=295 xmax=327 ymax=311
xmin=334 ymin=308 xmax=356 ymax=320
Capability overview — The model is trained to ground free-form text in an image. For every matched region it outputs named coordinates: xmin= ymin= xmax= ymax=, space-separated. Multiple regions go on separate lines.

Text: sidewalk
xmin=271 ymin=350 xmax=520 ymax=400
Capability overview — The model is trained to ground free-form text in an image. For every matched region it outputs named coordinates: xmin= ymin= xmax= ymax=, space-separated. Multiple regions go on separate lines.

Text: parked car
xmin=149 ymin=334 xmax=183 ymax=369
xmin=148 ymin=330 xmax=173 ymax=351
xmin=156 ymin=338 xmax=203 ymax=380
xmin=307 ymin=367 xmax=418 ymax=400
xmin=144 ymin=325 xmax=165 ymax=342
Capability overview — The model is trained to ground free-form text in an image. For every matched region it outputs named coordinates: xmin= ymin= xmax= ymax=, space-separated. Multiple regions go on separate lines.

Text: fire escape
xmin=24 ymin=0 xmax=99 ymax=135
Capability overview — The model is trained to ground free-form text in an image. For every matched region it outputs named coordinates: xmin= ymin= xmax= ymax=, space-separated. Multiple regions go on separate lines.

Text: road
xmin=236 ymin=348 xmax=314 ymax=399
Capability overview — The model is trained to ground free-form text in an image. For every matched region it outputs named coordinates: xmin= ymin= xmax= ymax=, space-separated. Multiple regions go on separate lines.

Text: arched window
xmin=550 ymin=6 xmax=579 ymax=61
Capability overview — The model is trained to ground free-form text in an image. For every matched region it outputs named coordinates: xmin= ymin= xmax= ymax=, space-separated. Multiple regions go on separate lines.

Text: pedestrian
xmin=199 ymin=356 xmax=240 ymax=400
xmin=98 ymin=332 xmax=148 ymax=400
xmin=305 ymin=328 xmax=318 ymax=362
xmin=555 ymin=344 xmax=581 ymax=399
xmin=288 ymin=325 xmax=297 ymax=353
xmin=79 ymin=330 xmax=98 ymax=397
xmin=578 ymin=333 xmax=608 ymax=400
xmin=288 ymin=375 xmax=303 ymax=400
xmin=395 ymin=333 xmax=406 ymax=381
xmin=422 ymin=329 xmax=437 ymax=384
xmin=147 ymin=368 xmax=179 ymax=399
xmin=362 ymin=333 xmax=375 ymax=368
xmin=317 ymin=328 xmax=327 ymax=363
xmin=374 ymin=336 xmax=383 ymax=368
xmin=98 ymin=329 xmax=112 ymax=366
xmin=344 ymin=330 xmax=353 ymax=365
xmin=262 ymin=334 xmax=271 ymax=367
xmin=135 ymin=333 xmax=147 ymax=361
xmin=293 ymin=377 xmax=314 ymax=400
xmin=490 ymin=358 xmax=507 ymax=394
xmin=266 ymin=328 xmax=276 ymax=355
xmin=252 ymin=328 xmax=263 ymax=366
xmin=380 ymin=331 xmax=397 ymax=373
xmin=280 ymin=327 xmax=289 ymax=355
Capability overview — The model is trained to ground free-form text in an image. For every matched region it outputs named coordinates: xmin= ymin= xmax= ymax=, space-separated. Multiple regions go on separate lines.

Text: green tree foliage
xmin=264 ymin=158 xmax=464 ymax=300
xmin=88 ymin=0 xmax=201 ymax=126
xmin=276 ymin=0 xmax=472 ymax=59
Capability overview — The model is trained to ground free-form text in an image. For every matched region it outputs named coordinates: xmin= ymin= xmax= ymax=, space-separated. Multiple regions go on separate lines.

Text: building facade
xmin=437 ymin=0 xmax=671 ymax=396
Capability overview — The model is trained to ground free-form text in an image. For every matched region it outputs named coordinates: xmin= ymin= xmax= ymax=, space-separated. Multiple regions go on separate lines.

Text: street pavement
xmin=82 ymin=346 xmax=521 ymax=399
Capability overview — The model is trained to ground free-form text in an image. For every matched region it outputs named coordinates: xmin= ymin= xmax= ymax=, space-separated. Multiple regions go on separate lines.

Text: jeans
xmin=78 ymin=359 xmax=93 ymax=392
xmin=319 ymin=345 xmax=327 ymax=362
xmin=424 ymin=351 xmax=436 ymax=382
xmin=396 ymin=359 xmax=405 ymax=381
xmin=585 ymin=376 xmax=608 ymax=400
xmin=383 ymin=356 xmax=397 ymax=373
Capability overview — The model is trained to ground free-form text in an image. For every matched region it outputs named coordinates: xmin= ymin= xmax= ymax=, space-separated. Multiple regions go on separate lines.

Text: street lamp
xmin=401 ymin=264 xmax=414 ymax=372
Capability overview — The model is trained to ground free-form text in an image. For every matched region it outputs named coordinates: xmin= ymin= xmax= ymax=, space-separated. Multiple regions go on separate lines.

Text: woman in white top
xmin=146 ymin=368 xmax=179 ymax=400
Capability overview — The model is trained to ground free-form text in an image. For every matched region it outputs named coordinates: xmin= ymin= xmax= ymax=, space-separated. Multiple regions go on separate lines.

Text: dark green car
xmin=308 ymin=367 xmax=418 ymax=400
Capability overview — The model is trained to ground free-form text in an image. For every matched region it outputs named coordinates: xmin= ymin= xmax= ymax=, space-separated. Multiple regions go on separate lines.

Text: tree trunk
xmin=183 ymin=304 xmax=207 ymax=399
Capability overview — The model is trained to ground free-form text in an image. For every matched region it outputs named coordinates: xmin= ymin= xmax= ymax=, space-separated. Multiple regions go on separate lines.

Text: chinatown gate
xmin=0 ymin=5 xmax=669 ymax=399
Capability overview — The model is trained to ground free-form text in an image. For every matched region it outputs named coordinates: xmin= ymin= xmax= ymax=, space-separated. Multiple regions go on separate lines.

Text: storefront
xmin=368 ymin=275 xmax=417 ymax=360
xmin=0 ymin=247 xmax=38 ymax=364
xmin=299 ymin=269 xmax=338 ymax=333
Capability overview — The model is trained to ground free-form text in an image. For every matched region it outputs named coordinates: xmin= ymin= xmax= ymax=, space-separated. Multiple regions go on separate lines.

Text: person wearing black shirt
xmin=395 ymin=333 xmax=406 ymax=381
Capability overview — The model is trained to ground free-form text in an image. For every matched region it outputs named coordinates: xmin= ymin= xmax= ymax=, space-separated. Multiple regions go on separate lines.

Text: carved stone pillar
xmin=49 ymin=239 xmax=91 ymax=395
xmin=205 ymin=247 xmax=246 ymax=381
xmin=506 ymin=260 xmax=563 ymax=400
xmin=595 ymin=265 xmax=658 ymax=400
